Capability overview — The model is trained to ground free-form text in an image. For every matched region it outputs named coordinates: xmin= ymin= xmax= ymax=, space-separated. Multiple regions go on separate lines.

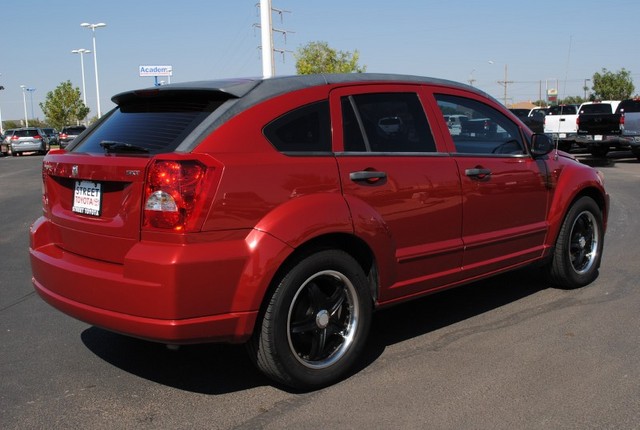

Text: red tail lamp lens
xmin=144 ymin=160 xmax=206 ymax=231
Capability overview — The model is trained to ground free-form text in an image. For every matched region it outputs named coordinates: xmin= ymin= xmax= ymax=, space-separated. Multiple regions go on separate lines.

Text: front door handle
xmin=465 ymin=168 xmax=492 ymax=179
xmin=350 ymin=171 xmax=387 ymax=183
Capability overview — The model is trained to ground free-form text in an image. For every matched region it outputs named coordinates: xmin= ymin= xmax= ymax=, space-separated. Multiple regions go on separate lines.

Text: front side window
xmin=341 ymin=92 xmax=436 ymax=153
xmin=435 ymin=94 xmax=525 ymax=155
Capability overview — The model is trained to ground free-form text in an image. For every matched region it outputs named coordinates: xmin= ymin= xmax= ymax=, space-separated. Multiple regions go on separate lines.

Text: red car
xmin=30 ymin=74 xmax=609 ymax=389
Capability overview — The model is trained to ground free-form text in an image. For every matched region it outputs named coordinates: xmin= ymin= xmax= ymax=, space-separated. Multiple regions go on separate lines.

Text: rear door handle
xmin=465 ymin=168 xmax=491 ymax=179
xmin=350 ymin=171 xmax=387 ymax=182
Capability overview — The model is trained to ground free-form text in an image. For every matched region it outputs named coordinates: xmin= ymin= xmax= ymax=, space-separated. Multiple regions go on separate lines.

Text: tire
xmin=249 ymin=249 xmax=372 ymax=390
xmin=547 ymin=196 xmax=604 ymax=288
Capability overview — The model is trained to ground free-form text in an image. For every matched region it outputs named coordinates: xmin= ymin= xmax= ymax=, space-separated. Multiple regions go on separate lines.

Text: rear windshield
xmin=580 ymin=104 xmax=613 ymax=114
xmin=15 ymin=129 xmax=40 ymax=137
xmin=70 ymin=93 xmax=227 ymax=154
xmin=62 ymin=127 xmax=85 ymax=134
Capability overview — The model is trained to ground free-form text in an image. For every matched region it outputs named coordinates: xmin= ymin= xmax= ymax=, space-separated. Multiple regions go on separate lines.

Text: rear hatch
xmin=41 ymin=86 xmax=240 ymax=264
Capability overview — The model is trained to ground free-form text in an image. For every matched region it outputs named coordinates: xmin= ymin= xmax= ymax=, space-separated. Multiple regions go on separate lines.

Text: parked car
xmin=620 ymin=98 xmax=640 ymax=159
xmin=9 ymin=127 xmax=50 ymax=156
xmin=58 ymin=125 xmax=86 ymax=148
xmin=30 ymin=74 xmax=609 ymax=390
xmin=509 ymin=108 xmax=545 ymax=134
xmin=1 ymin=128 xmax=17 ymax=155
xmin=443 ymin=114 xmax=468 ymax=135
xmin=576 ymin=99 xmax=640 ymax=158
xmin=41 ymin=127 xmax=60 ymax=146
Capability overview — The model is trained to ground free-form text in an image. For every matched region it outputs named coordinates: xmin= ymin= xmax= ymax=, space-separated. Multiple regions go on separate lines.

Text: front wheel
xmin=249 ymin=250 xmax=372 ymax=390
xmin=547 ymin=196 xmax=604 ymax=288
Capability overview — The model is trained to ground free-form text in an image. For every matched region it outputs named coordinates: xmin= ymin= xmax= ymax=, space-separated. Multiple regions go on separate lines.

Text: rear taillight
xmin=143 ymin=159 xmax=208 ymax=232
xmin=11 ymin=135 xmax=18 ymax=140
xmin=34 ymin=134 xmax=42 ymax=140
xmin=620 ymin=114 xmax=625 ymax=126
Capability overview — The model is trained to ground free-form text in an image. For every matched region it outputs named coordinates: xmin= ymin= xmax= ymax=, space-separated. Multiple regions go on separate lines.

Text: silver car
xmin=1 ymin=129 xmax=17 ymax=155
xmin=9 ymin=127 xmax=50 ymax=156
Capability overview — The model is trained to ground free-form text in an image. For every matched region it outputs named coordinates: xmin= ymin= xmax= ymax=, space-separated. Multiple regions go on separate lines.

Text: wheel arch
xmin=272 ymin=233 xmax=377 ymax=304
xmin=546 ymin=183 xmax=608 ymax=252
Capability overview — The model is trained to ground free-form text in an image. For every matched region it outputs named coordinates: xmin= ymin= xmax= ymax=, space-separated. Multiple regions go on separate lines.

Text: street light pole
xmin=26 ymin=88 xmax=36 ymax=120
xmin=0 ymin=76 xmax=4 ymax=134
xmin=72 ymin=48 xmax=91 ymax=106
xmin=20 ymin=85 xmax=28 ymax=127
xmin=583 ymin=78 xmax=591 ymax=100
xmin=81 ymin=22 xmax=106 ymax=118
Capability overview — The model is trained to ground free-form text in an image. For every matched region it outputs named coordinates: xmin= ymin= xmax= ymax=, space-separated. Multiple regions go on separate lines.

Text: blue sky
xmin=2 ymin=0 xmax=639 ymax=123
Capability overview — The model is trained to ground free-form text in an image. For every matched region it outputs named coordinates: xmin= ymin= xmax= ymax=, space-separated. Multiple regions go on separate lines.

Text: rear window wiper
xmin=99 ymin=140 xmax=149 ymax=154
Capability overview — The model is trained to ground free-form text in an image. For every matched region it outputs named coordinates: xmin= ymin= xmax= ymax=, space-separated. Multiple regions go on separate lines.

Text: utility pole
xmin=259 ymin=0 xmax=274 ymax=78
xmin=256 ymin=0 xmax=292 ymax=78
xmin=497 ymin=64 xmax=513 ymax=107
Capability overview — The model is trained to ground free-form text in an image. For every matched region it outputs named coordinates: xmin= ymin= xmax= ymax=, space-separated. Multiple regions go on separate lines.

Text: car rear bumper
xmin=28 ymin=216 xmax=289 ymax=344
xmin=33 ymin=278 xmax=258 ymax=344
xmin=11 ymin=142 xmax=43 ymax=152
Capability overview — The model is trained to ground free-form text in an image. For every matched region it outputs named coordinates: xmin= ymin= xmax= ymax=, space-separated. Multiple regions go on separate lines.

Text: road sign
xmin=139 ymin=65 xmax=173 ymax=77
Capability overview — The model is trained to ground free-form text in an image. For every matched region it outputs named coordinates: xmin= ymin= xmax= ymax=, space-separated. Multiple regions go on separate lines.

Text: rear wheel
xmin=249 ymin=249 xmax=372 ymax=390
xmin=547 ymin=196 xmax=604 ymax=288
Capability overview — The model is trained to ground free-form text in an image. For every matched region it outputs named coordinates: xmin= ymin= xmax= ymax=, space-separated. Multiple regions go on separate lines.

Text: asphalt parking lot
xmin=1 ymin=151 xmax=639 ymax=429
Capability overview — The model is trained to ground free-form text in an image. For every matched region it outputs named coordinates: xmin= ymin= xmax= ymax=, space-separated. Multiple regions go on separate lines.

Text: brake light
xmin=34 ymin=134 xmax=42 ymax=139
xmin=143 ymin=159 xmax=207 ymax=232
xmin=11 ymin=135 xmax=18 ymax=140
xmin=620 ymin=114 xmax=625 ymax=126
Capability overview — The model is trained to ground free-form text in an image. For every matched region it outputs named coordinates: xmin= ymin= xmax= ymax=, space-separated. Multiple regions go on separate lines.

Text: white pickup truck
xmin=543 ymin=104 xmax=579 ymax=150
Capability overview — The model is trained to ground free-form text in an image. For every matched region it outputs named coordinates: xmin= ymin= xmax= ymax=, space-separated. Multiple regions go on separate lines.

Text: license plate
xmin=594 ymin=135 xmax=603 ymax=141
xmin=72 ymin=180 xmax=102 ymax=216
xmin=559 ymin=133 xmax=566 ymax=138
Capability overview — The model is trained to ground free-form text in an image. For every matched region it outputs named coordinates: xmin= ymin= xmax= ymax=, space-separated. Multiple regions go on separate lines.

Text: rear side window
xmin=547 ymin=105 xmax=577 ymax=115
xmin=263 ymin=101 xmax=331 ymax=153
xmin=341 ymin=92 xmax=436 ymax=153
xmin=71 ymin=94 xmax=226 ymax=154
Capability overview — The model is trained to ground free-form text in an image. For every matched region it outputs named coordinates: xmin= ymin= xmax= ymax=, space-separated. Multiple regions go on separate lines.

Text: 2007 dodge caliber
xmin=30 ymin=74 xmax=609 ymax=389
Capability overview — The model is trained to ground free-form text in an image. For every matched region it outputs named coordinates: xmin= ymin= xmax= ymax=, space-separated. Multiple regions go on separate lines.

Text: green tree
xmin=590 ymin=68 xmax=635 ymax=100
xmin=558 ymin=95 xmax=587 ymax=105
xmin=39 ymin=81 xmax=90 ymax=129
xmin=295 ymin=41 xmax=366 ymax=75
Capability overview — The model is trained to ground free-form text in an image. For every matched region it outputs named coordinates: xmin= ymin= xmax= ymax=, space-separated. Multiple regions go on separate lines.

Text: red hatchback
xmin=30 ymin=74 xmax=609 ymax=389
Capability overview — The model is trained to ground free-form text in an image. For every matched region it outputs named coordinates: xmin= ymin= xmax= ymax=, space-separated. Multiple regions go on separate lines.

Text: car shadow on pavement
xmin=81 ymin=328 xmax=271 ymax=394
xmin=82 ymin=267 xmax=548 ymax=394
xmin=351 ymin=266 xmax=549 ymax=377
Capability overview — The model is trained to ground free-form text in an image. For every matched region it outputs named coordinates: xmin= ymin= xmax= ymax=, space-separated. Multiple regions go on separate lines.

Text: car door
xmin=431 ymin=90 xmax=550 ymax=277
xmin=330 ymin=85 xmax=464 ymax=304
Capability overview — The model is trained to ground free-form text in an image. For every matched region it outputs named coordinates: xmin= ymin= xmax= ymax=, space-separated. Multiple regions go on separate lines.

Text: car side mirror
xmin=529 ymin=133 xmax=554 ymax=157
